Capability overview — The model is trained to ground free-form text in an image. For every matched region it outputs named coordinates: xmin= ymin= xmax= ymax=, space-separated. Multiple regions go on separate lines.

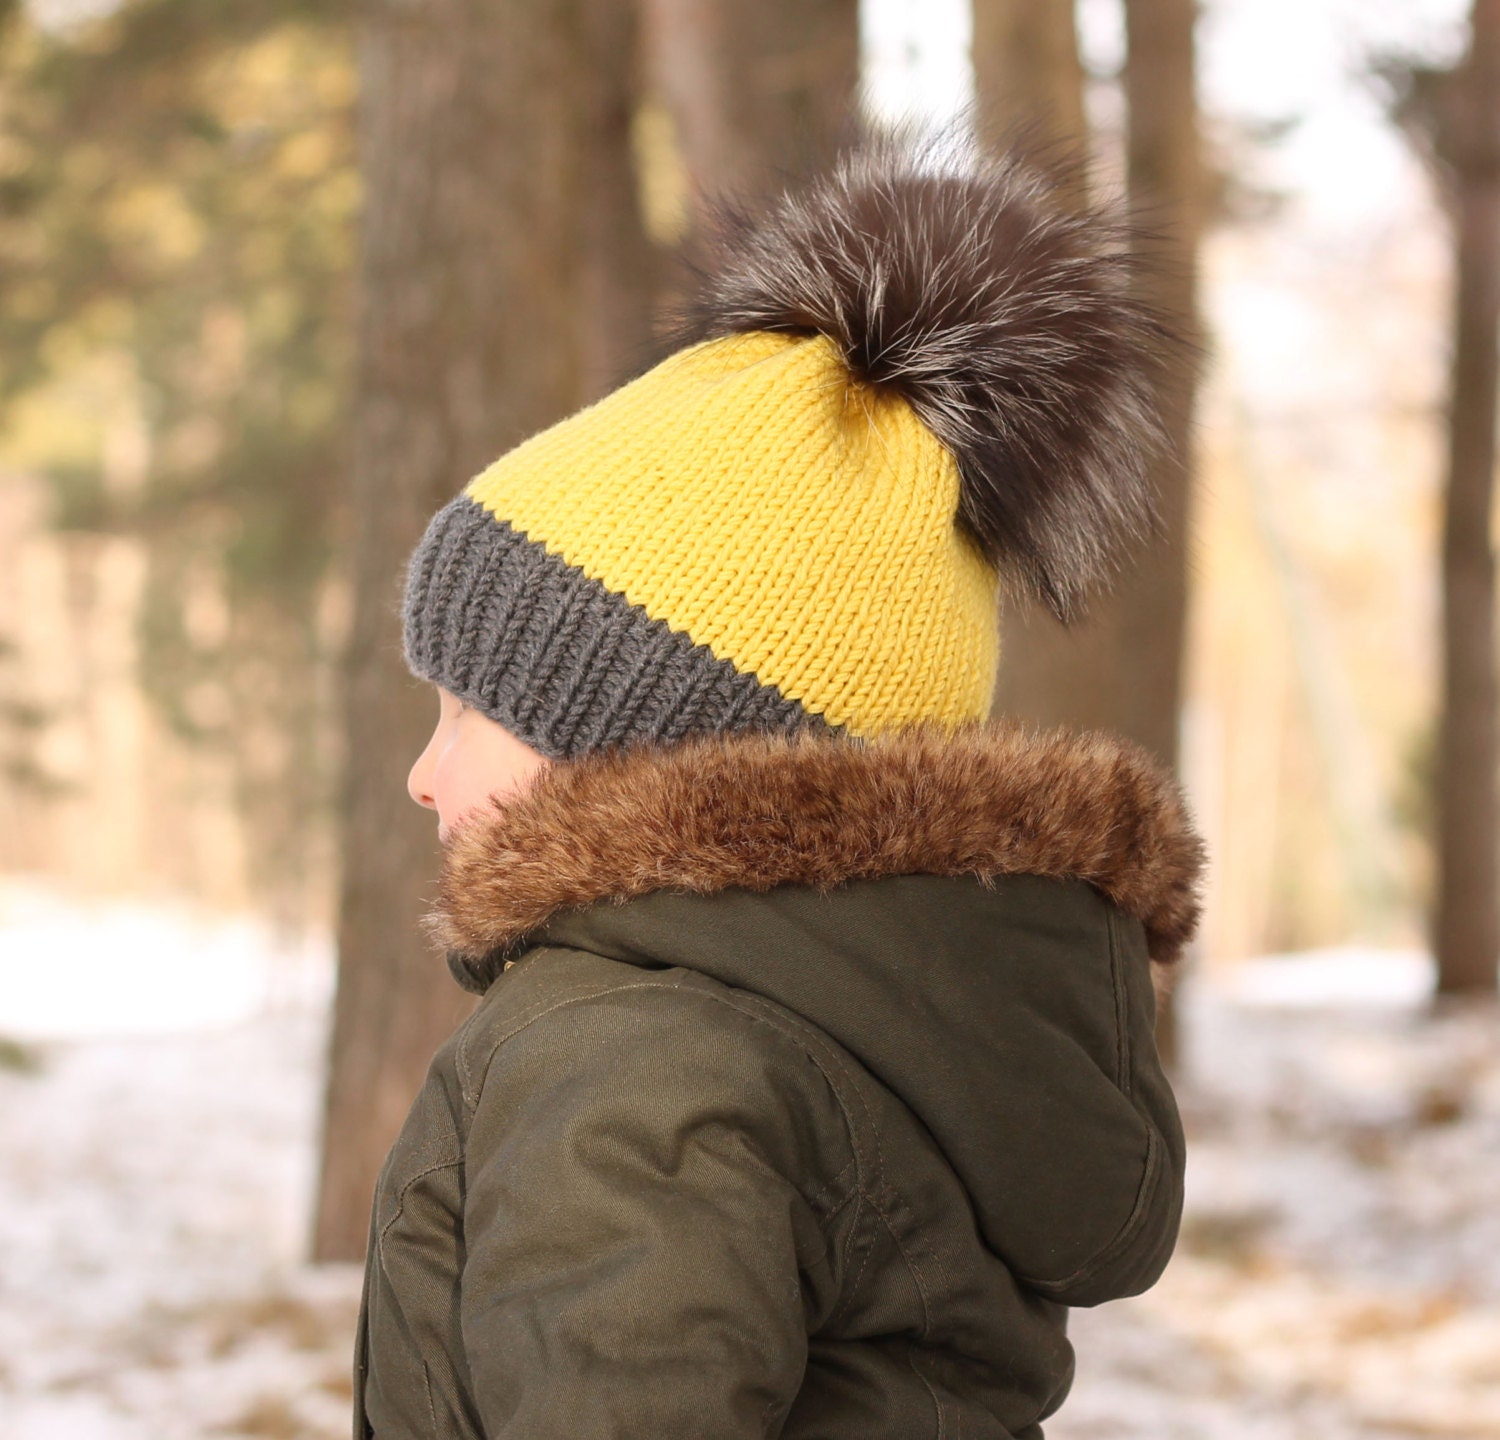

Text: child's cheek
xmin=432 ymin=742 xmax=488 ymax=836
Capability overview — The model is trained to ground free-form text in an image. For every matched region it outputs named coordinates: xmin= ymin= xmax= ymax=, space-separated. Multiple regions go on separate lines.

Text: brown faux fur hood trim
xmin=431 ymin=722 xmax=1206 ymax=974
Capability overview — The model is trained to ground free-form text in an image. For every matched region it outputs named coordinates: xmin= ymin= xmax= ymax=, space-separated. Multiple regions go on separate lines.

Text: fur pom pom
xmin=680 ymin=134 xmax=1184 ymax=620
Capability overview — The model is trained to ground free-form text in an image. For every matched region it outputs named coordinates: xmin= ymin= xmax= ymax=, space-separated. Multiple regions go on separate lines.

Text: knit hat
xmin=403 ymin=138 xmax=1171 ymax=761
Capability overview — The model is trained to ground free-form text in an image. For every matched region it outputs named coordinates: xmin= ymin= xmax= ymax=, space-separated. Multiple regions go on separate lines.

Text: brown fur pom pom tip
xmin=680 ymin=132 xmax=1188 ymax=621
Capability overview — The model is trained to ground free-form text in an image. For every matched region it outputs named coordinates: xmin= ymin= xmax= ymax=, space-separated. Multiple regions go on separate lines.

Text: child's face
xmin=407 ymin=687 xmax=551 ymax=842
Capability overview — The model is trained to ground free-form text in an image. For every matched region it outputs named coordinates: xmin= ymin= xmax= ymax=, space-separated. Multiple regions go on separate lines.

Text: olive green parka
xmin=354 ymin=722 xmax=1204 ymax=1439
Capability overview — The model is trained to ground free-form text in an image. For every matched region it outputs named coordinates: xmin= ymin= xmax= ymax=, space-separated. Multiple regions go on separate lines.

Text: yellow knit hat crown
xmin=466 ymin=329 xmax=996 ymax=734
xmin=404 ymin=137 xmax=1172 ymax=759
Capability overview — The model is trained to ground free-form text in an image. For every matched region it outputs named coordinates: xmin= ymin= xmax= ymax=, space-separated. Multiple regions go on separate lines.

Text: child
xmin=355 ymin=137 xmax=1204 ymax=1439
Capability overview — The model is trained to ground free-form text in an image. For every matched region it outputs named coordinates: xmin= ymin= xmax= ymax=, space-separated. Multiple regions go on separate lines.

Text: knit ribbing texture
xmin=404 ymin=496 xmax=831 ymax=761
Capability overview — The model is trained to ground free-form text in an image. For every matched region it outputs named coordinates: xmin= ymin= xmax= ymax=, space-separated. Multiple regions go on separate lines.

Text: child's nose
xmin=407 ymin=756 xmax=437 ymax=810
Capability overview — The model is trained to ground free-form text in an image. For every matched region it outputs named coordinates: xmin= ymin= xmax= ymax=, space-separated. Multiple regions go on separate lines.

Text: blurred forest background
xmin=6 ymin=0 xmax=1500 ymax=1435
xmin=6 ymin=0 xmax=1493 ymax=1231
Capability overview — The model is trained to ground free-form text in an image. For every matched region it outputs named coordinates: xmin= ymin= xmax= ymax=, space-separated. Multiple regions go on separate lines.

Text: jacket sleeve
xmin=458 ymin=975 xmax=821 ymax=1438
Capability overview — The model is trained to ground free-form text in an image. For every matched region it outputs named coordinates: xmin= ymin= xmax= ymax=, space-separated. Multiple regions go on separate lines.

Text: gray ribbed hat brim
xmin=403 ymin=496 xmax=834 ymax=761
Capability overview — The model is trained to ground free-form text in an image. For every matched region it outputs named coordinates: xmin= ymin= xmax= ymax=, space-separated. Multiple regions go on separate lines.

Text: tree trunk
xmin=971 ymin=0 xmax=1086 ymax=148
xmin=992 ymin=0 xmax=1201 ymax=760
xmin=1435 ymin=0 xmax=1500 ymax=996
xmin=984 ymin=0 xmax=1202 ymax=1059
xmin=1111 ymin=0 xmax=1202 ymax=765
xmin=972 ymin=0 xmax=1103 ymax=738
xmin=313 ymin=0 xmax=650 ymax=1263
xmin=645 ymin=0 xmax=859 ymax=202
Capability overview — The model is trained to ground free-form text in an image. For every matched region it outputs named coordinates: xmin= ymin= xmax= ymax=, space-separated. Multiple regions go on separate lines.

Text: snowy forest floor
xmin=2 ymin=886 xmax=1498 ymax=1439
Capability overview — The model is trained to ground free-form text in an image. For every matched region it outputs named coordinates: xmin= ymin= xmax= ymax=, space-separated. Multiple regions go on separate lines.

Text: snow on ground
xmin=2 ymin=884 xmax=1499 ymax=1439
xmin=0 ymin=883 xmax=355 ymax=1440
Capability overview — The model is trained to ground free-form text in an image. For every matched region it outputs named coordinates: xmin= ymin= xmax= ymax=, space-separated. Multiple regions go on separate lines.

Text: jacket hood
xmin=432 ymin=722 xmax=1205 ymax=1307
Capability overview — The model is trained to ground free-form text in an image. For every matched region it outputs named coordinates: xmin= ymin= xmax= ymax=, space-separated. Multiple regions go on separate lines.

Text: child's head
xmin=401 ymin=137 xmax=1175 ymax=834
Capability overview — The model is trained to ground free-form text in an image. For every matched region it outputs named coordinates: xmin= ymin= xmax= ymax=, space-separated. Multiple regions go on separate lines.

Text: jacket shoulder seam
xmin=455 ymin=948 xmax=643 ymax=1106
xmin=466 ymin=972 xmax=873 ymax=1221
xmin=464 ymin=965 xmax=890 ymax=1313
xmin=377 ymin=1157 xmax=464 ymax=1249
xmin=687 ymin=984 xmax=881 ymax=1294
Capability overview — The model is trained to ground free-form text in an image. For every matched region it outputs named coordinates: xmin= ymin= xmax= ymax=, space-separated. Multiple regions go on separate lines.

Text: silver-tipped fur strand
xmin=680 ymin=131 xmax=1186 ymax=621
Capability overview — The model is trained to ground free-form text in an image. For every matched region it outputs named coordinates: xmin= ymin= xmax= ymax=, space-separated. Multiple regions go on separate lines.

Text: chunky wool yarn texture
xmin=403 ymin=137 xmax=1176 ymax=759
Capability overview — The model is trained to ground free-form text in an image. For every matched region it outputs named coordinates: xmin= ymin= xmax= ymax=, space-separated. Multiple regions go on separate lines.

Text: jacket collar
xmin=431 ymin=722 xmax=1206 ymax=977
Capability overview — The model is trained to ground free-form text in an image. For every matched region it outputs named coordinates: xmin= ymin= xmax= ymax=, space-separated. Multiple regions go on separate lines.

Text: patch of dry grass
xmin=0 ymin=1034 xmax=41 ymax=1074
xmin=215 ymin=1393 xmax=310 ymax=1439
xmin=202 ymin=1289 xmax=354 ymax=1358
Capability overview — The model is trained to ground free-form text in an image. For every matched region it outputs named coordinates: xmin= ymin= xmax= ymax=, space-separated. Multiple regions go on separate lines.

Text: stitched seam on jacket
xmin=700 ymin=990 xmax=877 ymax=1309
xmin=464 ymin=957 xmax=885 ymax=1184
xmin=470 ymin=976 xmax=874 ymax=1270
xmin=711 ymin=992 xmax=893 ymax=1329
xmin=704 ymin=985 xmax=886 ymax=1185
xmin=421 ymin=1362 xmax=440 ymax=1439
xmin=907 ymin=1342 xmax=947 ymax=1440
xmin=378 ymin=1159 xmax=464 ymax=1248
xmin=1107 ymin=909 xmax=1132 ymax=1095
xmin=719 ymin=988 xmax=888 ymax=1308
xmin=864 ymin=1184 xmax=938 ymax=1338
xmin=472 ymin=980 xmax=869 ymax=1168
xmin=456 ymin=978 xmax=627 ymax=1104
xmin=880 ymin=1175 xmax=963 ymax=1344
xmin=826 ymin=1202 xmax=883 ymax=1332
xmin=458 ymin=964 xmax=643 ymax=1107
xmin=1016 ymin=1124 xmax=1162 ymax=1294
xmin=451 ymin=1002 xmax=492 ymax=1109
xmin=805 ymin=1157 xmax=857 ymax=1214
xmin=719 ymin=988 xmax=892 ymax=1322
